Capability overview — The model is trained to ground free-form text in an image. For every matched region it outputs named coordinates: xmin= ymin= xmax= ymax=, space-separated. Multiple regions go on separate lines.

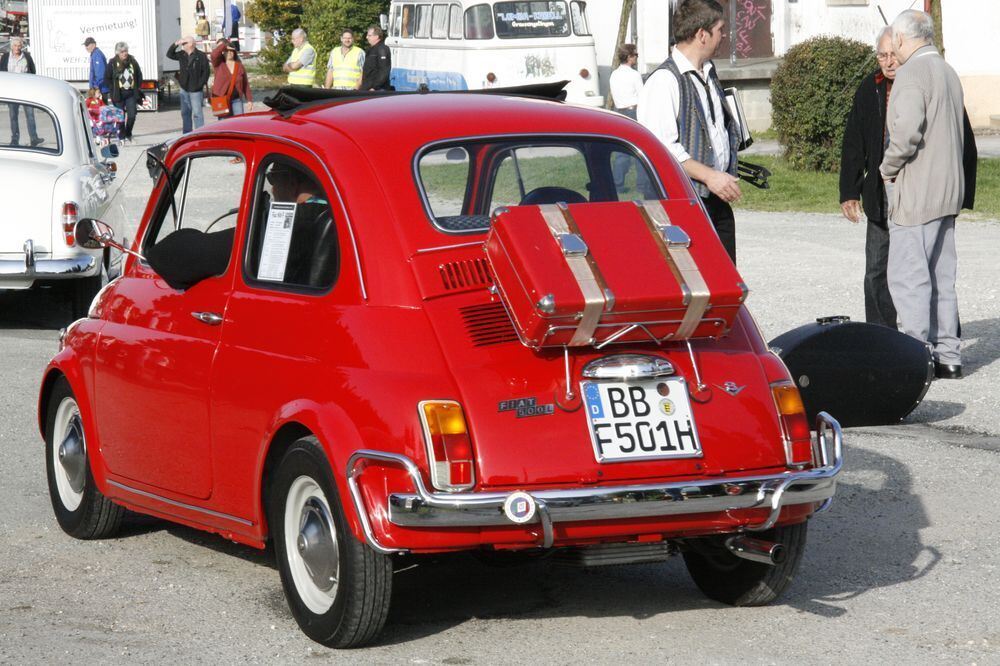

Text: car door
xmin=93 ymin=143 xmax=251 ymax=500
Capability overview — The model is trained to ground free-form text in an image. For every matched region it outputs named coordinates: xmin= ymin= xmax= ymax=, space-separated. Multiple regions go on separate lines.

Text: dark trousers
xmin=701 ymin=193 xmax=737 ymax=265
xmin=865 ymin=219 xmax=898 ymax=329
xmin=115 ymin=91 xmax=138 ymax=140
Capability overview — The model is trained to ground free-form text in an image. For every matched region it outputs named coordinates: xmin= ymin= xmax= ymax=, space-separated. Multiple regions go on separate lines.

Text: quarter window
xmin=570 ymin=1 xmax=590 ymax=36
xmin=0 ymin=100 xmax=61 ymax=155
xmin=245 ymin=159 xmax=339 ymax=290
xmin=464 ymin=4 xmax=494 ymax=39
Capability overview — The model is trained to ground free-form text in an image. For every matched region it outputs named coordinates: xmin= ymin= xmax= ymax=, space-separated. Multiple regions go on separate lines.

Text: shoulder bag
xmin=210 ymin=63 xmax=239 ymax=117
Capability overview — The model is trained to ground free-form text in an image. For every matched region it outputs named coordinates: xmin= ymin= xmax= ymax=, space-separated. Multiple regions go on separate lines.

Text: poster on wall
xmin=37 ymin=2 xmax=145 ymax=71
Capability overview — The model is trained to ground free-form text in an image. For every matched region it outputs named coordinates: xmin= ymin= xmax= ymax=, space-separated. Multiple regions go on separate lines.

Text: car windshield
xmin=416 ymin=137 xmax=663 ymax=233
xmin=0 ymin=100 xmax=61 ymax=155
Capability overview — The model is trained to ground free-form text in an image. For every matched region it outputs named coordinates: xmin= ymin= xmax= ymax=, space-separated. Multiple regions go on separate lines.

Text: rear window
xmin=416 ymin=138 xmax=663 ymax=234
xmin=0 ymin=100 xmax=61 ymax=155
xmin=494 ymin=1 xmax=570 ymax=39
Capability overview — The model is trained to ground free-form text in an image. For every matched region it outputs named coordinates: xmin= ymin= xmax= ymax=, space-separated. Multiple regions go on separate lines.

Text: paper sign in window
xmin=258 ymin=202 xmax=296 ymax=281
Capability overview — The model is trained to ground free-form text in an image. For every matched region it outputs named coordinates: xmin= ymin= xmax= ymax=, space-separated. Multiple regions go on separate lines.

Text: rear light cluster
xmin=770 ymin=381 xmax=813 ymax=468
xmin=62 ymin=202 xmax=78 ymax=246
xmin=419 ymin=401 xmax=475 ymax=491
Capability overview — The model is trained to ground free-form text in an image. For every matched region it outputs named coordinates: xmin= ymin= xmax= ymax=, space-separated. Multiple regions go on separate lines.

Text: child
xmin=85 ymin=88 xmax=104 ymax=125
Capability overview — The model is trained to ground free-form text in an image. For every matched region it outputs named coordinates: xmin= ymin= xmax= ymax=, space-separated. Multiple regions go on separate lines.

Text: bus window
xmin=390 ymin=4 xmax=401 ymax=36
xmin=570 ymin=1 xmax=590 ymax=36
xmin=449 ymin=4 xmax=463 ymax=38
xmin=464 ymin=4 xmax=495 ymax=40
xmin=432 ymin=4 xmax=449 ymax=38
xmin=401 ymin=4 xmax=414 ymax=37
xmin=415 ymin=4 xmax=432 ymax=38
xmin=494 ymin=1 xmax=570 ymax=39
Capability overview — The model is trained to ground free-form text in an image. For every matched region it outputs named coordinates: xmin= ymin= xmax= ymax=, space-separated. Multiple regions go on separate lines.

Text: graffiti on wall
xmin=718 ymin=0 xmax=773 ymax=60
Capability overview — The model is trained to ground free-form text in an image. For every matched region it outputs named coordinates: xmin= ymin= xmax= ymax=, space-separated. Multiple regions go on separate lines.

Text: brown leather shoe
xmin=934 ymin=363 xmax=962 ymax=380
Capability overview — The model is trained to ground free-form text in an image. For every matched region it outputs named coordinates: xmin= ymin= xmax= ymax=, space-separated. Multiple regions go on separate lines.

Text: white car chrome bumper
xmin=0 ymin=240 xmax=98 ymax=288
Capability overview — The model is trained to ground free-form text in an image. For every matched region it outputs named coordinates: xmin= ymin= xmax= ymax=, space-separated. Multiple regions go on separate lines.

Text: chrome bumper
xmin=347 ymin=412 xmax=844 ymax=555
xmin=0 ymin=240 xmax=97 ymax=282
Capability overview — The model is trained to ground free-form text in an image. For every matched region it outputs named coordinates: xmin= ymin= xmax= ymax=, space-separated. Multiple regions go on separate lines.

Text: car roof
xmin=0 ymin=72 xmax=81 ymax=119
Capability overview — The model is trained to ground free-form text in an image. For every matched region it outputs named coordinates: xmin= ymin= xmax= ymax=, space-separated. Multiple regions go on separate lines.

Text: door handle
xmin=191 ymin=311 xmax=224 ymax=326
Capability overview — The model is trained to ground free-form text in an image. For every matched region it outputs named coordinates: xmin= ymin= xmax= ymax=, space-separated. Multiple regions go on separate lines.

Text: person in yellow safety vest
xmin=282 ymin=28 xmax=316 ymax=87
xmin=324 ymin=29 xmax=366 ymax=90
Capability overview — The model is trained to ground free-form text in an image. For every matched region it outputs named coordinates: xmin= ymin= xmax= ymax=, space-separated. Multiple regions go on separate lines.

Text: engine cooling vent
xmin=440 ymin=258 xmax=493 ymax=291
xmin=460 ymin=302 xmax=519 ymax=347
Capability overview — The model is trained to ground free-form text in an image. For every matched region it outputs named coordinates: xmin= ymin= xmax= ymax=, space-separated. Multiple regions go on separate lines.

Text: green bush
xmin=770 ymin=36 xmax=874 ymax=172
xmin=256 ymin=40 xmax=294 ymax=76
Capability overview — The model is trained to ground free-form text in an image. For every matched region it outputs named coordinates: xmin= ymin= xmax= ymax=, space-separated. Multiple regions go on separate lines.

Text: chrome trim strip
xmin=169 ymin=130 xmax=368 ymax=300
xmin=107 ymin=480 xmax=254 ymax=526
xmin=414 ymin=240 xmax=486 ymax=254
xmin=347 ymin=413 xmax=843 ymax=550
xmin=0 ymin=254 xmax=96 ymax=277
xmin=412 ymin=133 xmax=669 ymax=236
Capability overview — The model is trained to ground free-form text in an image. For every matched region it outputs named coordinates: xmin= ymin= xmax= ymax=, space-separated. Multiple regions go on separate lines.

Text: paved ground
xmin=2 ymin=100 xmax=999 ymax=662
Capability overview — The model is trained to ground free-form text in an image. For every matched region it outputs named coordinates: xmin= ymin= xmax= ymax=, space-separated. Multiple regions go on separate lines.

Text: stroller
xmin=93 ymin=105 xmax=126 ymax=146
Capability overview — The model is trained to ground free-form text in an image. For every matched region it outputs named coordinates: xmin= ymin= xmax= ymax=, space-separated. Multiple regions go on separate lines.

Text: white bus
xmin=386 ymin=1 xmax=603 ymax=107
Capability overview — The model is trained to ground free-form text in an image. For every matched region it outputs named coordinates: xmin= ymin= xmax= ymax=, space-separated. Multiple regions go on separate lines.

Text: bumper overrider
xmin=0 ymin=240 xmax=98 ymax=283
xmin=347 ymin=412 xmax=844 ymax=555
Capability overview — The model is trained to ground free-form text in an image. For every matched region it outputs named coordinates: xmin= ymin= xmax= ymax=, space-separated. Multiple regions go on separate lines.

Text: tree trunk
xmin=607 ymin=0 xmax=636 ymax=108
xmin=927 ymin=0 xmax=944 ymax=56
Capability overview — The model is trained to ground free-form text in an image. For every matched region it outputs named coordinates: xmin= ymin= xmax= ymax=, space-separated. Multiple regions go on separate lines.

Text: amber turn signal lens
xmin=422 ymin=402 xmax=467 ymax=436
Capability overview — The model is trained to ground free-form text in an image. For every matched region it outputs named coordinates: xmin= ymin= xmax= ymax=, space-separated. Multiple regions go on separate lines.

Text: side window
xmin=245 ymin=159 xmax=339 ymax=291
xmin=78 ymin=104 xmax=95 ymax=160
xmin=489 ymin=147 xmax=590 ymax=211
xmin=431 ymin=4 xmax=449 ymax=38
xmin=415 ymin=4 xmax=432 ymax=38
xmin=402 ymin=4 xmax=414 ymax=38
xmin=390 ymin=4 xmax=401 ymax=36
xmin=152 ymin=155 xmax=244 ymax=245
xmin=464 ymin=4 xmax=494 ymax=39
xmin=449 ymin=4 xmax=463 ymax=38
xmin=570 ymin=1 xmax=590 ymax=36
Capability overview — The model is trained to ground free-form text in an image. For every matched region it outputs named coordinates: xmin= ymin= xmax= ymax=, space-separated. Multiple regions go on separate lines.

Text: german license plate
xmin=582 ymin=379 xmax=702 ymax=462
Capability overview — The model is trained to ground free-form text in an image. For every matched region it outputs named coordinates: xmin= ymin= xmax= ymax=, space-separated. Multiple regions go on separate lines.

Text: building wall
xmin=941 ymin=1 xmax=1000 ymax=127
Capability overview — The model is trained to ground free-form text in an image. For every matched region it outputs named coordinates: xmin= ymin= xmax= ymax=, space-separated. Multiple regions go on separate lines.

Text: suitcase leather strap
xmin=636 ymin=200 xmax=711 ymax=339
xmin=539 ymin=203 xmax=610 ymax=346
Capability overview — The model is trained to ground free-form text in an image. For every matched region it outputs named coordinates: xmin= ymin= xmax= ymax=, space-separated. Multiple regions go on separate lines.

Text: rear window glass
xmin=416 ymin=138 xmax=662 ymax=234
xmin=0 ymin=100 xmax=61 ymax=155
xmin=494 ymin=1 xmax=570 ymax=39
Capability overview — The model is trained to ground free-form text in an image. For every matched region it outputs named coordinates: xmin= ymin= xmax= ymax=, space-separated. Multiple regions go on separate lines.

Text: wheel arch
xmin=38 ymin=367 xmax=67 ymax=441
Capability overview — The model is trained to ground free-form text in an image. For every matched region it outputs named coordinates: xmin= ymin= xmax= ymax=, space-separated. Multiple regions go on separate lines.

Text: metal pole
xmin=729 ymin=0 xmax=736 ymax=64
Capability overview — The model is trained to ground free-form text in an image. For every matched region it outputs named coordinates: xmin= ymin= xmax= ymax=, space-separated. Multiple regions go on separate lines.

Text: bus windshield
xmin=494 ymin=1 xmax=570 ymax=39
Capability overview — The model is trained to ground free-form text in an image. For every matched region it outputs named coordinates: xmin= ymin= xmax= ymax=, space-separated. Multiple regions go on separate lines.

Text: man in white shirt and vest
xmin=637 ymin=0 xmax=741 ymax=264
xmin=325 ymin=29 xmax=366 ymax=90
xmin=283 ymin=28 xmax=317 ymax=87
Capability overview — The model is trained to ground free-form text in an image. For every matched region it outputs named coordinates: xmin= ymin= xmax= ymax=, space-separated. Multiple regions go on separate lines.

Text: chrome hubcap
xmin=297 ymin=498 xmax=338 ymax=592
xmin=58 ymin=414 xmax=86 ymax=494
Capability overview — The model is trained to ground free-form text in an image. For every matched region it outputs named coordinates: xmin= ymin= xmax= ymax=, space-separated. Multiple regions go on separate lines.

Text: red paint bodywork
xmin=39 ymin=94 xmax=812 ymax=553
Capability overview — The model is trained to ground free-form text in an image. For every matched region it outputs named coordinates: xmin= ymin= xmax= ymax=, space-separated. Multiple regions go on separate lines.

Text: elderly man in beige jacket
xmin=880 ymin=10 xmax=966 ymax=380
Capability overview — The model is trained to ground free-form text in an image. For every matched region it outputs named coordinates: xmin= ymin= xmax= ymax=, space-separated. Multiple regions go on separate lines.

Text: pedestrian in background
xmin=609 ymin=43 xmax=642 ymax=190
xmin=211 ymin=39 xmax=253 ymax=116
xmin=105 ymin=42 xmax=143 ymax=143
xmin=1 ymin=37 xmax=43 ymax=147
xmin=83 ymin=37 xmax=110 ymax=103
xmin=168 ymin=36 xmax=210 ymax=133
xmin=638 ymin=0 xmax=741 ymax=263
xmin=880 ymin=10 xmax=968 ymax=380
xmin=229 ymin=2 xmax=242 ymax=52
xmin=324 ymin=29 xmax=365 ymax=90
xmin=361 ymin=25 xmax=391 ymax=91
xmin=283 ymin=28 xmax=317 ymax=88
xmin=839 ymin=27 xmax=899 ymax=330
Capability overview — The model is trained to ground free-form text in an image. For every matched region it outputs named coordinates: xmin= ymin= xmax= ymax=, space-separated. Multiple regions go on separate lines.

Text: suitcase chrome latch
xmin=558 ymin=233 xmax=589 ymax=256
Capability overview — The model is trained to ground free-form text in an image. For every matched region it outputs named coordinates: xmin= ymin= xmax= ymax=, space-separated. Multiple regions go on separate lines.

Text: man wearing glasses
xmin=839 ymin=27 xmax=901 ymax=330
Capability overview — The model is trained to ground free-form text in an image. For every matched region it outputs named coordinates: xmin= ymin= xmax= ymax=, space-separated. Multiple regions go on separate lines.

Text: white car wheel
xmin=51 ymin=395 xmax=86 ymax=511
xmin=284 ymin=475 xmax=340 ymax=614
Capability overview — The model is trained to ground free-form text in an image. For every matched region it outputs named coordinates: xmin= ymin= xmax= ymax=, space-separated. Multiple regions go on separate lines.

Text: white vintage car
xmin=0 ymin=72 xmax=117 ymax=320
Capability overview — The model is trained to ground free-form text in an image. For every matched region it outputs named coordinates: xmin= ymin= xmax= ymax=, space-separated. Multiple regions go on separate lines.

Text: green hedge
xmin=770 ymin=36 xmax=874 ymax=172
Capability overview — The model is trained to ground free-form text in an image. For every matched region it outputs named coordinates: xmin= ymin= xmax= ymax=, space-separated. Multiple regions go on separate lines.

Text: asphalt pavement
xmin=1 ymin=102 xmax=999 ymax=663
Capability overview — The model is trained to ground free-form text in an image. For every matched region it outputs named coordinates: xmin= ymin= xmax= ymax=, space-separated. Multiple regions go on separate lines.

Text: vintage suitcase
xmin=484 ymin=199 xmax=748 ymax=348
xmin=769 ymin=316 xmax=934 ymax=427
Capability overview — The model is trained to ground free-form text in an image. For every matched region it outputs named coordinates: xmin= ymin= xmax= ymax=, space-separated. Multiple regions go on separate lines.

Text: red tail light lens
xmin=579 ymin=68 xmax=590 ymax=79
xmin=419 ymin=401 xmax=475 ymax=491
xmin=771 ymin=382 xmax=812 ymax=467
xmin=62 ymin=202 xmax=79 ymax=246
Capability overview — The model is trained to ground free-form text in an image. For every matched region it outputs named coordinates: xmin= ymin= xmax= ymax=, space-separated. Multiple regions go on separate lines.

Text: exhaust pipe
xmin=724 ymin=535 xmax=786 ymax=566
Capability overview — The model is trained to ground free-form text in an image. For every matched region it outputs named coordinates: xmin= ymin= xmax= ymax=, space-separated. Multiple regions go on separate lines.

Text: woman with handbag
xmin=210 ymin=39 xmax=252 ymax=117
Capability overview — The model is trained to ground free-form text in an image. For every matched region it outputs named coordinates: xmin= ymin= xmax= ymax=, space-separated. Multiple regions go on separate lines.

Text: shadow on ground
xmin=0 ymin=286 xmax=73 ymax=330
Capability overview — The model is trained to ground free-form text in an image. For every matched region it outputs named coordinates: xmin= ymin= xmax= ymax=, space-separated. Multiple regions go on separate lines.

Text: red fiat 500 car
xmin=40 ymin=86 xmax=843 ymax=648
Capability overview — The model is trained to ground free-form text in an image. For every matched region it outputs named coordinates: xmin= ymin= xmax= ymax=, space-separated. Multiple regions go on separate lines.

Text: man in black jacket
xmin=167 ymin=36 xmax=210 ymax=133
xmin=840 ymin=26 xmax=977 ymax=329
xmin=361 ymin=25 xmax=391 ymax=91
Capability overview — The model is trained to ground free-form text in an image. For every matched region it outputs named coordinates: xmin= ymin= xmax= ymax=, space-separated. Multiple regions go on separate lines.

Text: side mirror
xmin=379 ymin=13 xmax=388 ymax=31
xmin=75 ymin=218 xmax=114 ymax=249
xmin=101 ymin=143 xmax=120 ymax=159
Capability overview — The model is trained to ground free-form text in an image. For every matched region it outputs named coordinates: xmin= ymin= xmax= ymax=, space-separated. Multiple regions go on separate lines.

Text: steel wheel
xmin=284 ymin=475 xmax=340 ymax=614
xmin=51 ymin=395 xmax=86 ymax=511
